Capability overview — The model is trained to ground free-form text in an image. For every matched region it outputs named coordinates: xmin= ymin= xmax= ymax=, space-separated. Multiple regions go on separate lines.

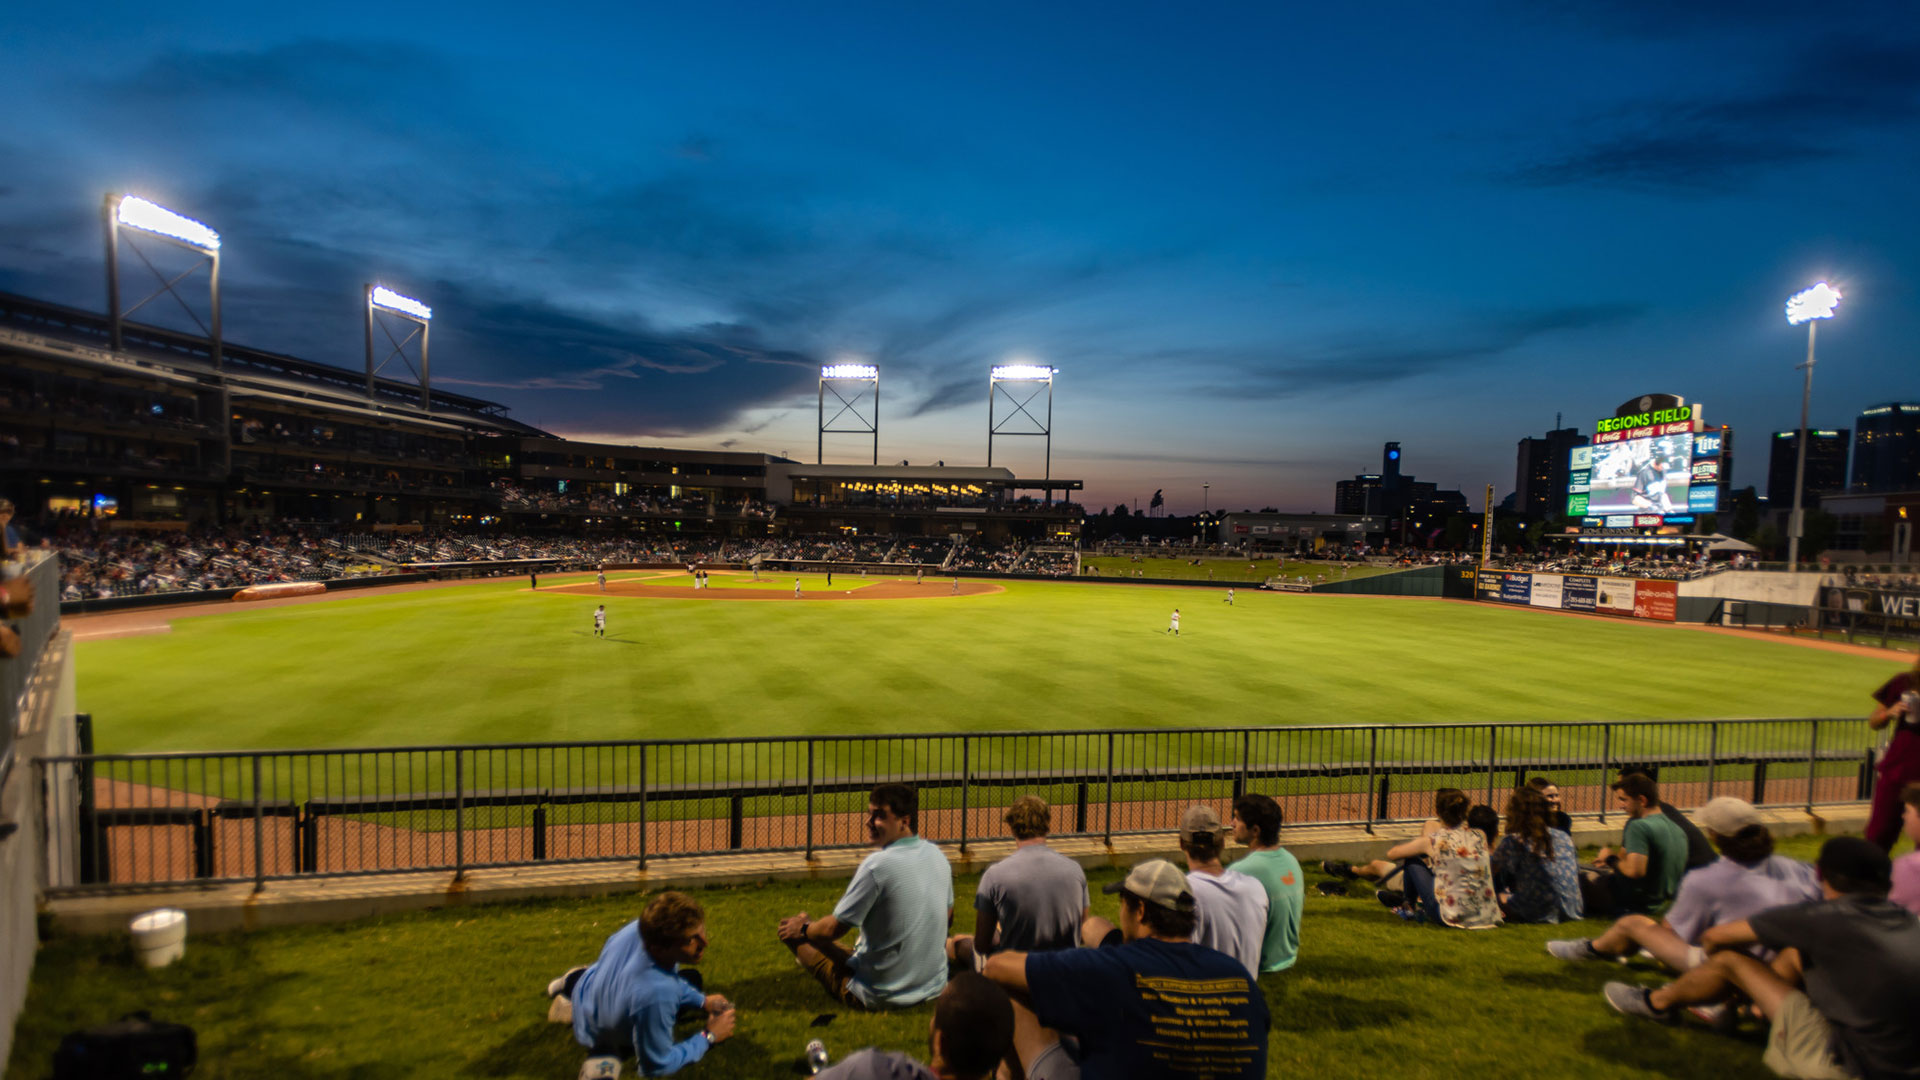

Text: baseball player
xmin=593 ymin=605 xmax=606 ymax=638
xmin=597 ymin=569 xmax=607 ymax=592
xmin=1167 ymin=608 xmax=1181 ymax=636
xmin=794 ymin=578 xmax=802 ymax=599
xmin=1224 ymin=588 xmax=1234 ymax=605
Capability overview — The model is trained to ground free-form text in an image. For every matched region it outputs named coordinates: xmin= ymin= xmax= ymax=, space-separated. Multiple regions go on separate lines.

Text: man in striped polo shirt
xmin=778 ymin=784 xmax=953 ymax=1009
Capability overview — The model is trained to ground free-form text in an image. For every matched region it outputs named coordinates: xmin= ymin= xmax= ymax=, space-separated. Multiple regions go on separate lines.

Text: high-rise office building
xmin=1850 ymin=403 xmax=1920 ymax=493
xmin=1515 ymin=426 xmax=1588 ymax=518
xmin=1767 ymin=429 xmax=1850 ymax=507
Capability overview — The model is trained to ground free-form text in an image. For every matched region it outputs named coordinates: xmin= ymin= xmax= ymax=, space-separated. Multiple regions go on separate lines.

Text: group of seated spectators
xmin=1487 ymin=551 xmax=1727 ymax=581
xmin=489 ymin=480 xmax=773 ymax=519
xmin=544 ymin=785 xmax=1301 ymax=1079
xmin=536 ymin=763 xmax=1920 ymax=1080
xmin=1835 ymin=567 xmax=1920 ymax=594
xmin=51 ymin=524 xmax=382 ymax=599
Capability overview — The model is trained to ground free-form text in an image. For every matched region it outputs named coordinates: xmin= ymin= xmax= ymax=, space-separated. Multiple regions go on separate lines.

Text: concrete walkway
xmin=43 ymin=805 xmax=1870 ymax=935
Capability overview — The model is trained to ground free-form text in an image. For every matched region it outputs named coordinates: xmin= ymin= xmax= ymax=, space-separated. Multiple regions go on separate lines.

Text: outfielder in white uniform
xmin=1167 ymin=608 xmax=1181 ymax=636
xmin=1224 ymin=588 xmax=1234 ymax=605
xmin=593 ymin=605 xmax=606 ymax=638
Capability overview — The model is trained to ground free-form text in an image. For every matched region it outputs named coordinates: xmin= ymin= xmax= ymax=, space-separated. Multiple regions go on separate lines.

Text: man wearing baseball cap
xmin=1550 ymin=797 xmax=1819 ymax=971
xmin=1178 ymin=804 xmax=1268 ymax=977
xmin=982 ymin=859 xmax=1268 ymax=1080
xmin=1604 ymin=837 xmax=1920 ymax=1080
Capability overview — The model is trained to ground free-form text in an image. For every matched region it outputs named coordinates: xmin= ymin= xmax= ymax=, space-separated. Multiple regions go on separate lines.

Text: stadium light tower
xmin=988 ymin=363 xmax=1057 ymax=489
xmin=103 ymin=193 xmax=222 ymax=369
xmin=366 ymin=284 xmax=434 ymax=410
xmin=818 ymin=362 xmax=880 ymax=464
xmin=1784 ymin=282 xmax=1841 ymax=567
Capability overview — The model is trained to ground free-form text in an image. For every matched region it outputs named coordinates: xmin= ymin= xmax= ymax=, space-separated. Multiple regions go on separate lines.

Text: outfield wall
xmin=1309 ymin=565 xmax=1447 ymax=596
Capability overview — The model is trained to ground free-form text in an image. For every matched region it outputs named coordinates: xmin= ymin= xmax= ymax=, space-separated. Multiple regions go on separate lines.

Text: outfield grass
xmin=73 ymin=573 xmax=1899 ymax=757
xmin=7 ymin=834 xmax=1848 ymax=1080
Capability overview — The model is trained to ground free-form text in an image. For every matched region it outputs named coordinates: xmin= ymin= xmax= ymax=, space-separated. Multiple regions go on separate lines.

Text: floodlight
xmin=115 ymin=195 xmax=220 ymax=251
xmin=1784 ymin=282 xmax=1840 ymax=325
xmin=821 ymin=363 xmax=878 ymax=379
xmin=990 ymin=364 xmax=1056 ymax=381
xmin=371 ymin=286 xmax=431 ymax=321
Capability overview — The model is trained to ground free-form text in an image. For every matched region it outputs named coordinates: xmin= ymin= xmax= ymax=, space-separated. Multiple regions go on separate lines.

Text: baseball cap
xmin=1817 ymin=836 xmax=1892 ymax=893
xmin=1101 ymin=859 xmax=1195 ymax=912
xmin=1695 ymin=797 xmax=1763 ymax=836
xmin=1180 ymin=804 xmax=1225 ymax=842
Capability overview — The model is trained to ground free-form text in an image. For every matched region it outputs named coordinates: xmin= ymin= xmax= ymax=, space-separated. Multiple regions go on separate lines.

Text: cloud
xmin=1507 ymin=36 xmax=1920 ymax=191
xmin=1193 ymin=302 xmax=1645 ymax=400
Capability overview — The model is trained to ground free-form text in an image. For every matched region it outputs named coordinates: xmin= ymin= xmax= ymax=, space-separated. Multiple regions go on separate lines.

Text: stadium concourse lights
xmin=1783 ymin=281 xmax=1842 ymax=568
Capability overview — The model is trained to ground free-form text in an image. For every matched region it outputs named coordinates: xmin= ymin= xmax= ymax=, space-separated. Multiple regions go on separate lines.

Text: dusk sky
xmin=3 ymin=2 xmax=1916 ymax=513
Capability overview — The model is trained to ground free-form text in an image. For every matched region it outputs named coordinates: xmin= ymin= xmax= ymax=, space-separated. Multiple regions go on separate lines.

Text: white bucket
xmin=129 ymin=908 xmax=187 ymax=969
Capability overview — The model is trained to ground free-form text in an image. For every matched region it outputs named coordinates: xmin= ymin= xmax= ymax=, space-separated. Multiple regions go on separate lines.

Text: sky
xmin=2 ymin=2 xmax=1916 ymax=514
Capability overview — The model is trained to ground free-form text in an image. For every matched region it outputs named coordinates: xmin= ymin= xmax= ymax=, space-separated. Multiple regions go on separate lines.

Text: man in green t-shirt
xmin=1229 ymin=793 xmax=1304 ymax=972
xmin=1591 ymin=773 xmax=1688 ymax=914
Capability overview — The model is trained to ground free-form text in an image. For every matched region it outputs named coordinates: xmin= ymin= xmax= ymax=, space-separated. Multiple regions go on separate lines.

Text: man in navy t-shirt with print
xmin=982 ymin=860 xmax=1268 ymax=1080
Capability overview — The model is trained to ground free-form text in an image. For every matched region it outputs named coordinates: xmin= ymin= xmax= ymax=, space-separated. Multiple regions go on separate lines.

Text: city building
xmin=1766 ymin=429 xmax=1849 ymax=508
xmin=1330 ymin=442 xmax=1469 ymax=546
xmin=1514 ymin=425 xmax=1588 ymax=519
xmin=1850 ymin=403 xmax=1920 ymax=494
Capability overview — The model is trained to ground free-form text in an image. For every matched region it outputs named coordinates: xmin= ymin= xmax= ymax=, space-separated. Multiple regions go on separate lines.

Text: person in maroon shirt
xmin=1868 ymin=655 xmax=1920 ymax=852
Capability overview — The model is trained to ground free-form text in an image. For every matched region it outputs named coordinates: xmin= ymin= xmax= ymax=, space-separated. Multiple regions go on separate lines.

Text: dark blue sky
xmin=3 ymin=2 xmax=1916 ymax=512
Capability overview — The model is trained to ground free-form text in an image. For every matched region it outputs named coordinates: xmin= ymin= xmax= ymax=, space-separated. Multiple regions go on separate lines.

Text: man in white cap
xmin=1548 ymin=796 xmax=1819 ymax=971
xmin=982 ymin=860 xmax=1269 ymax=1080
xmin=1178 ymin=805 xmax=1268 ymax=977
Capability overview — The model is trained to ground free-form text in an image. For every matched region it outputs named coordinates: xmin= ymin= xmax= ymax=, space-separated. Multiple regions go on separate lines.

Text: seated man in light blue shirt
xmin=778 ymin=783 xmax=954 ymax=1009
xmin=547 ymin=891 xmax=736 ymax=1078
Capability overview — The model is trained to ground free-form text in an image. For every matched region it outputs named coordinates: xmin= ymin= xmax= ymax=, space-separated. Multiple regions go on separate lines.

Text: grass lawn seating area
xmin=6 ymin=833 xmax=1879 ymax=1080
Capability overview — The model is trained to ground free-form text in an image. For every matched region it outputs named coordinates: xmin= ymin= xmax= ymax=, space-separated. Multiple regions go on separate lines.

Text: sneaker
xmin=1390 ymin=905 xmax=1424 ymax=923
xmin=1315 ymin=881 xmax=1349 ymax=897
xmin=1375 ymin=889 xmax=1406 ymax=909
xmin=1688 ymin=1003 xmax=1737 ymax=1032
xmin=1547 ymin=939 xmax=1603 ymax=962
xmin=548 ymin=966 xmax=588 ymax=998
xmin=548 ymin=995 xmax=574 ymax=1024
xmin=1322 ymin=860 xmax=1358 ymax=880
xmin=579 ymin=1057 xmax=623 ymax=1080
xmin=1603 ymin=982 xmax=1676 ymax=1024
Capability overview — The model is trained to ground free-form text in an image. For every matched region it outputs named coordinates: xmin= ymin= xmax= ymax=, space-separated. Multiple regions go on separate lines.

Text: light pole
xmin=1784 ymin=283 xmax=1842 ymax=567
xmin=1202 ymin=483 xmax=1210 ymax=514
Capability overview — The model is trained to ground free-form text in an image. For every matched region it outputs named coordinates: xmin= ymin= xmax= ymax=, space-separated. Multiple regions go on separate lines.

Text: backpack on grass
xmin=52 ymin=1011 xmax=196 ymax=1079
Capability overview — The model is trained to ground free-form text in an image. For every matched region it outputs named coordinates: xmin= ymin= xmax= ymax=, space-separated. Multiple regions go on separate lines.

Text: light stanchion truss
xmin=988 ymin=364 xmax=1056 ymax=480
xmin=103 ymin=193 xmax=223 ymax=368
xmin=366 ymin=284 xmax=434 ymax=410
xmin=818 ymin=363 xmax=879 ymax=464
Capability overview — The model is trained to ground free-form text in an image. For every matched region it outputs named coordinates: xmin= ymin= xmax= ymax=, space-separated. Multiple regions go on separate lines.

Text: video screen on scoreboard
xmin=1566 ymin=432 xmax=1718 ymax=521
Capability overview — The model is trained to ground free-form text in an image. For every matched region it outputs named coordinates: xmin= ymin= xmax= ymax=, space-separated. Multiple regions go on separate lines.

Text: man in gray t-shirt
xmin=950 ymin=796 xmax=1089 ymax=970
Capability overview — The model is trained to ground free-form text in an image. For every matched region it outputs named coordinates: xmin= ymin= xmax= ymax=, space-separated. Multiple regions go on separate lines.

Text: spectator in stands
xmin=948 ymin=795 xmax=1088 ymax=971
xmin=1585 ymin=773 xmax=1691 ymax=916
xmin=545 ymin=891 xmax=735 ymax=1078
xmin=778 ymin=784 xmax=953 ymax=1009
xmin=982 ymin=860 xmax=1270 ymax=1080
xmin=1614 ymin=766 xmax=1718 ymax=870
xmin=1602 ymin=838 xmax=1920 ymax=1080
xmin=1229 ymin=793 xmax=1304 ymax=972
xmin=1867 ymin=656 xmax=1920 ymax=852
xmin=1527 ymin=776 xmax=1575 ymax=833
xmin=1493 ymin=786 xmax=1582 ymax=924
xmin=812 ymin=973 xmax=1012 ymax=1080
xmin=1178 ymin=805 xmax=1268 ymax=975
xmin=1890 ymin=783 xmax=1920 ymax=917
xmin=1550 ymin=795 xmax=1816 ymax=968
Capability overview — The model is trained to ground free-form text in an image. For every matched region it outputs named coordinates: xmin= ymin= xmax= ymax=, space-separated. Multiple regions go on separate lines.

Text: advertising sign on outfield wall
xmin=1633 ymin=579 xmax=1679 ymax=621
xmin=1561 ymin=575 xmax=1597 ymax=612
xmin=1475 ymin=570 xmax=1674 ymax=622
xmin=1528 ymin=574 xmax=1564 ymax=608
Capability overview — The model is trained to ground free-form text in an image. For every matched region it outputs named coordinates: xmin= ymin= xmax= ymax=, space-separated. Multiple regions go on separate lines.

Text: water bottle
xmin=805 ymin=1039 xmax=830 ymax=1074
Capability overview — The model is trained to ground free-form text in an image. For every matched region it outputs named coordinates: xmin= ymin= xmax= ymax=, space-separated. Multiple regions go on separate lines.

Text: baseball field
xmin=73 ymin=570 xmax=1898 ymax=755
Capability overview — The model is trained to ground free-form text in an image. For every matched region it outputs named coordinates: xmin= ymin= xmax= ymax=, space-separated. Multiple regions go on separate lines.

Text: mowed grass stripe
xmin=76 ymin=576 xmax=1897 ymax=754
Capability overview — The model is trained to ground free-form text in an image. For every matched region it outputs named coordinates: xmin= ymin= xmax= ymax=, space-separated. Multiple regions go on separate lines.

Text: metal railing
xmin=36 ymin=717 xmax=1880 ymax=896
xmin=2 ymin=553 xmax=62 ymax=791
